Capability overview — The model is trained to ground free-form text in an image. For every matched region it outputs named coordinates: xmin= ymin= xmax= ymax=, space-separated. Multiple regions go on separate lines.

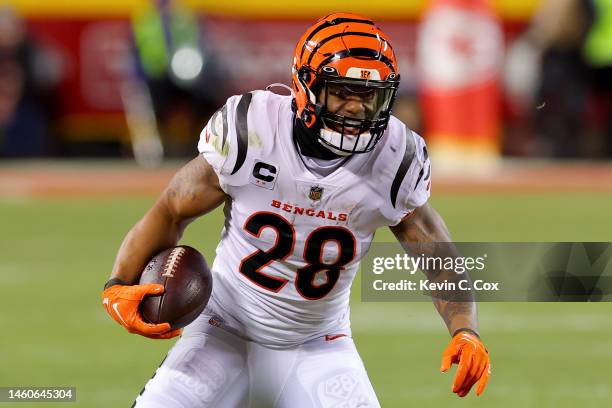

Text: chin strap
xmin=293 ymin=116 xmax=342 ymax=160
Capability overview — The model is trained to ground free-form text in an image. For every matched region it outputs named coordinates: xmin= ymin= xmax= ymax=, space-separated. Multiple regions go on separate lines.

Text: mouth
xmin=326 ymin=115 xmax=366 ymax=136
xmin=326 ymin=123 xmax=361 ymax=136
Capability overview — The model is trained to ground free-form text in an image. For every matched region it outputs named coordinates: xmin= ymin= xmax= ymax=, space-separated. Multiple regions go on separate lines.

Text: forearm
xmin=110 ymin=199 xmax=187 ymax=284
xmin=420 ymin=246 xmax=479 ymax=336
xmin=432 ymin=296 xmax=478 ymax=336
xmin=390 ymin=204 xmax=479 ymax=336
xmin=108 ymin=156 xmax=227 ymax=285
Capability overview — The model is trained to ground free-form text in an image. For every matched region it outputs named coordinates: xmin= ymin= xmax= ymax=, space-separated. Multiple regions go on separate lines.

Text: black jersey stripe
xmin=299 ymin=18 xmax=375 ymax=61
xmin=390 ymin=128 xmax=417 ymax=208
xmin=210 ymin=104 xmax=227 ymax=148
xmin=414 ymin=147 xmax=431 ymax=190
xmin=210 ymin=109 xmax=221 ymax=135
xmin=423 ymin=163 xmax=431 ymax=181
xmin=221 ymin=103 xmax=228 ymax=148
xmin=231 ymin=92 xmax=253 ymax=175
xmin=209 ymin=103 xmax=229 ymax=149
xmin=414 ymin=167 xmax=425 ymax=191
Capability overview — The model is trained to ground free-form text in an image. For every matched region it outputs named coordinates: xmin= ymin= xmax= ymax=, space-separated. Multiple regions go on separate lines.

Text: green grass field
xmin=1 ymin=192 xmax=611 ymax=407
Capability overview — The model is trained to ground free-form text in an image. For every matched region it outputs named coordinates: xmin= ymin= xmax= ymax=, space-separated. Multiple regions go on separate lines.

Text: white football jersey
xmin=198 ymin=90 xmax=430 ymax=349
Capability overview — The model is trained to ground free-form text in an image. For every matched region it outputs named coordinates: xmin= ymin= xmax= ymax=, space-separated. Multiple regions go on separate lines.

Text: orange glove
xmin=440 ymin=330 xmax=491 ymax=397
xmin=102 ymin=281 xmax=181 ymax=340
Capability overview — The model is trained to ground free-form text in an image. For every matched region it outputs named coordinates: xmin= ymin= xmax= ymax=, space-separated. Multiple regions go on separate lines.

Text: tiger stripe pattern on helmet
xmin=291 ymin=12 xmax=400 ymax=154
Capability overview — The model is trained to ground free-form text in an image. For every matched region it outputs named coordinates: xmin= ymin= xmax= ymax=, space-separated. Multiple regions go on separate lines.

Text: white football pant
xmin=132 ymin=307 xmax=380 ymax=407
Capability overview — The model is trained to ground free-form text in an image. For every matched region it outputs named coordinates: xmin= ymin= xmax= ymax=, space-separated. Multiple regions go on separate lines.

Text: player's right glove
xmin=102 ymin=279 xmax=181 ymax=340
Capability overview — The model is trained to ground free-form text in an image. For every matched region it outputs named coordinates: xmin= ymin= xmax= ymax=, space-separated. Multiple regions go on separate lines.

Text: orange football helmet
xmin=291 ymin=13 xmax=400 ymax=155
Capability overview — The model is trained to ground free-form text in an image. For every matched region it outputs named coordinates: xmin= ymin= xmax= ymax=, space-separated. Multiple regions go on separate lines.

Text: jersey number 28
xmin=239 ymin=212 xmax=356 ymax=300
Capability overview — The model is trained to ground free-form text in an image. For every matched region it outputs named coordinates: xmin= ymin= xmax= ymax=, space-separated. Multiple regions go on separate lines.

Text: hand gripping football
xmin=139 ymin=245 xmax=212 ymax=329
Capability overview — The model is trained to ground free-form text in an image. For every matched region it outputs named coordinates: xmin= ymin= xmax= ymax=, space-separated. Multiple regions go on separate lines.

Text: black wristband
xmin=104 ymin=278 xmax=128 ymax=290
xmin=452 ymin=328 xmax=480 ymax=339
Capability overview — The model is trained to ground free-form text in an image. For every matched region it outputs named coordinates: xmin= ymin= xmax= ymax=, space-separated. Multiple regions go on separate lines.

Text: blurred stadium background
xmin=1 ymin=0 xmax=611 ymax=406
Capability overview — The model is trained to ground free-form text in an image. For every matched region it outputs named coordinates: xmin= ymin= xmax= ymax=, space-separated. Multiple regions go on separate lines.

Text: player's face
xmin=319 ymin=83 xmax=377 ymax=135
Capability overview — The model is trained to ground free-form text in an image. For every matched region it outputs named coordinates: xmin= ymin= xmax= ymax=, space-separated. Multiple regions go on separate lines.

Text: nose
xmin=343 ymin=98 xmax=366 ymax=116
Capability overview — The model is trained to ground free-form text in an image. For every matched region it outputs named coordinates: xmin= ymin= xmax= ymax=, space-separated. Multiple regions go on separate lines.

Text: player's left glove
xmin=440 ymin=329 xmax=491 ymax=397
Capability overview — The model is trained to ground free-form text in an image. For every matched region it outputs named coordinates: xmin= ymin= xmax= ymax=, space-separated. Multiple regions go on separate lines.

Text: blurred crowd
xmin=1 ymin=0 xmax=611 ymax=161
xmin=505 ymin=0 xmax=612 ymax=158
xmin=0 ymin=6 xmax=55 ymax=157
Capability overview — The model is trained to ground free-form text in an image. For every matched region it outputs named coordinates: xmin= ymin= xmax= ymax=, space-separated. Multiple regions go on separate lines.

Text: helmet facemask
xmin=313 ymin=71 xmax=399 ymax=155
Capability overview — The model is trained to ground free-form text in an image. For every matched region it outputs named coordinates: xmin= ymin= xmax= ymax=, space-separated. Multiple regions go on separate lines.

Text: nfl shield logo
xmin=309 ymin=186 xmax=323 ymax=201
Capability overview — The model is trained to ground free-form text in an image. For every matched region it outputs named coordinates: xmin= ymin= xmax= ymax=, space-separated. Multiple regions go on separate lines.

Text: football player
xmin=102 ymin=12 xmax=490 ymax=407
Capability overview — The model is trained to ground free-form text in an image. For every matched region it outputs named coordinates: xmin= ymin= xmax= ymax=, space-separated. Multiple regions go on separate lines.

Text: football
xmin=139 ymin=245 xmax=212 ymax=329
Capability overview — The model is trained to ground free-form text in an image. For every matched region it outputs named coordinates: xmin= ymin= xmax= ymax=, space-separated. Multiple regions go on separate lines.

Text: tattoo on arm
xmin=390 ymin=204 xmax=478 ymax=335
xmin=166 ymin=158 xmax=207 ymax=202
xmin=164 ymin=156 xmax=226 ymax=221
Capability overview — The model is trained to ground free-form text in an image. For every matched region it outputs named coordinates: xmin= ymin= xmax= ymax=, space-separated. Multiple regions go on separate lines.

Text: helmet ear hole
xmin=322 ymin=66 xmax=338 ymax=75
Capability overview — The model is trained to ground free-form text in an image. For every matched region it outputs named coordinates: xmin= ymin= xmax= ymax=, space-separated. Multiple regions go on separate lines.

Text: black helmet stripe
xmin=318 ymin=48 xmax=396 ymax=72
xmin=299 ymin=18 xmax=375 ymax=61
xmin=307 ymin=32 xmax=381 ymax=66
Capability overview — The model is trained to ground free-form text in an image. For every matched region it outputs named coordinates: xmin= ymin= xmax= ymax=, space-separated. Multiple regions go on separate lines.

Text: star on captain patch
xmin=309 ymin=185 xmax=324 ymax=201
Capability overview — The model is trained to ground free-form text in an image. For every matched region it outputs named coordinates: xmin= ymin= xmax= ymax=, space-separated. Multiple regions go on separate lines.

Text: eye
xmin=361 ymin=91 xmax=376 ymax=101
xmin=327 ymin=86 xmax=345 ymax=98
xmin=326 ymin=85 xmax=376 ymax=103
